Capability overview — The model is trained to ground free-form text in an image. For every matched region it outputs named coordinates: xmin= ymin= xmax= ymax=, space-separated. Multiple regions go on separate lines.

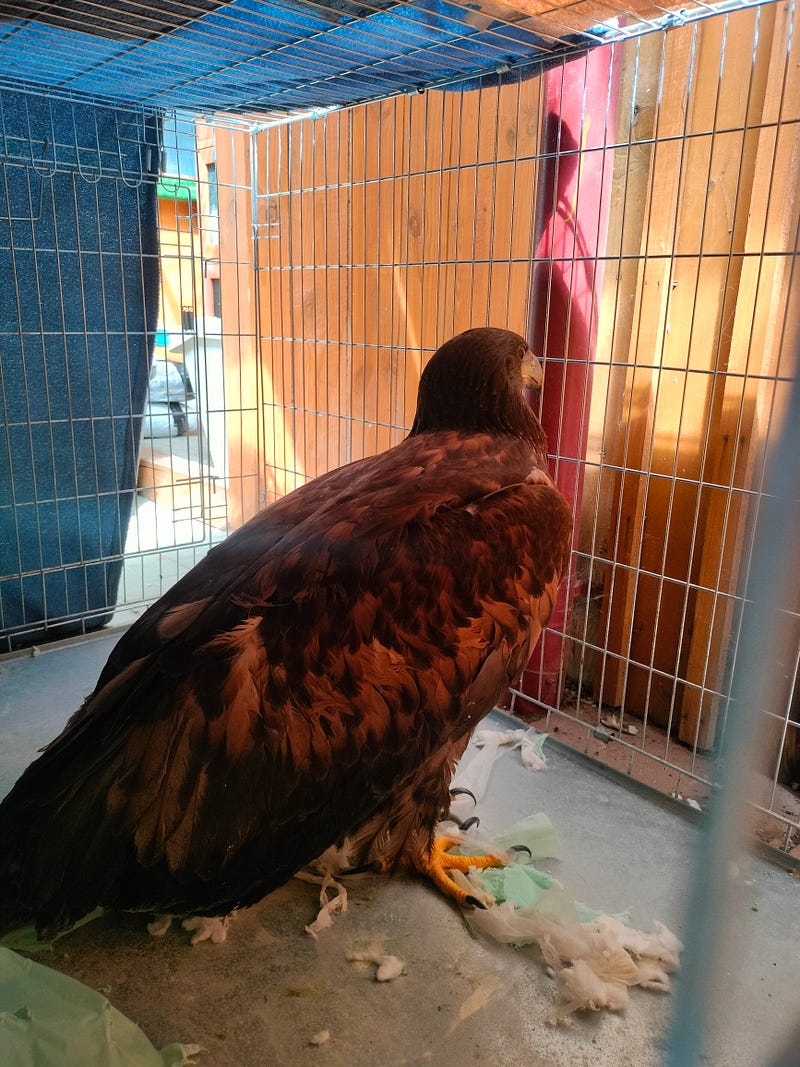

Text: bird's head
xmin=408 ymin=327 xmax=546 ymax=446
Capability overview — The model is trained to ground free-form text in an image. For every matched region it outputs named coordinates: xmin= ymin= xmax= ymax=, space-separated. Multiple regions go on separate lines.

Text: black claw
xmin=510 ymin=844 xmax=532 ymax=857
xmin=450 ymin=787 xmax=477 ymax=806
xmin=457 ymin=815 xmax=480 ymax=832
xmin=464 ymin=894 xmax=488 ymax=910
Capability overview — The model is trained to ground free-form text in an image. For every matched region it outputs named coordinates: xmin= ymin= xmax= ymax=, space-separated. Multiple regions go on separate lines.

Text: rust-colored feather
xmin=0 ymin=327 xmax=572 ymax=934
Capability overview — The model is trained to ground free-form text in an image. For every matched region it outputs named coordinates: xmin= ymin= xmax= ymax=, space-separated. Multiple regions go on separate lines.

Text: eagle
xmin=0 ymin=327 xmax=572 ymax=939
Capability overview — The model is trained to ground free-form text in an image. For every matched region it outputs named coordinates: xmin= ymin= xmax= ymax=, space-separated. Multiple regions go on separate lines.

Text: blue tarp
xmin=0 ymin=0 xmax=611 ymax=113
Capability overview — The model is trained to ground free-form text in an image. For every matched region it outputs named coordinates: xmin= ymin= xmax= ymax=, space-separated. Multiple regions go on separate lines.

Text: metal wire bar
xmin=666 ymin=233 xmax=800 ymax=1066
xmin=1 ymin=0 xmax=798 ymax=852
xmin=0 ymin=0 xmax=781 ymax=115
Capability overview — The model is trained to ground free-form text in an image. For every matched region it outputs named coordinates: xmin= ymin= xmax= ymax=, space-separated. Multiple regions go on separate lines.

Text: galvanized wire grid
xmin=113 ymin=116 xmax=223 ymax=621
xmin=112 ymin=110 xmax=259 ymax=629
xmin=0 ymin=100 xmax=254 ymax=647
xmin=0 ymin=2 xmax=797 ymax=845
xmin=535 ymin=3 xmax=800 ymax=856
xmin=0 ymin=0 xmax=778 ymax=114
xmin=253 ymin=0 xmax=800 ymax=856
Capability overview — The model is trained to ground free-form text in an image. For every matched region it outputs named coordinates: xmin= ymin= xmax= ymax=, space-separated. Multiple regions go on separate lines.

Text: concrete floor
xmin=1 ymin=634 xmax=799 ymax=1066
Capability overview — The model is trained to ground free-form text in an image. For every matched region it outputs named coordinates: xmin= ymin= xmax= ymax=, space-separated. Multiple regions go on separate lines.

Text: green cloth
xmin=0 ymin=949 xmax=196 ymax=1066
xmin=476 ymin=863 xmax=555 ymax=909
xmin=455 ymin=812 xmax=561 ymax=863
xmin=492 ymin=812 xmax=561 ymax=860
xmin=460 ymin=811 xmax=634 ymax=926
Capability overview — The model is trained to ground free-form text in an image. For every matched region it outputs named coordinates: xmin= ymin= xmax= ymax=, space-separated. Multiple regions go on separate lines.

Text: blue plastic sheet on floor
xmin=0 ymin=949 xmax=197 ymax=1066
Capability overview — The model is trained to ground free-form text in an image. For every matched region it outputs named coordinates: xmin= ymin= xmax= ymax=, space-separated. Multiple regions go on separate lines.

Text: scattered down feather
xmin=457 ymin=868 xmax=682 ymax=1022
xmin=0 ymin=327 xmax=572 ymax=937
xmin=447 ymin=730 xmax=681 ymax=1022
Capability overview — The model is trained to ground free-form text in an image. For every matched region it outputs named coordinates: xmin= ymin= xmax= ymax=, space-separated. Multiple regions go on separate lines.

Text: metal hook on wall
xmin=115 ymin=110 xmax=152 ymax=190
xmin=72 ymin=108 xmax=104 ymax=185
xmin=29 ymin=135 xmax=57 ymax=179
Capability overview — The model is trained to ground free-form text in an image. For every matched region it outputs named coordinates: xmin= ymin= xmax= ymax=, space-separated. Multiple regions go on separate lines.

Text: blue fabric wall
xmin=0 ymin=90 xmax=160 ymax=648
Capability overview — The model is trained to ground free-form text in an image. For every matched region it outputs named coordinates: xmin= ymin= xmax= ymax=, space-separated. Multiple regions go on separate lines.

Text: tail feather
xmin=0 ymin=746 xmax=126 ymax=936
xmin=0 ymin=862 xmax=34 ymax=937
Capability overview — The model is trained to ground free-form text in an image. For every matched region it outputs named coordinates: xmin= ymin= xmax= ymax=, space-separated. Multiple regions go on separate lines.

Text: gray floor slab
xmin=1 ymin=633 xmax=799 ymax=1066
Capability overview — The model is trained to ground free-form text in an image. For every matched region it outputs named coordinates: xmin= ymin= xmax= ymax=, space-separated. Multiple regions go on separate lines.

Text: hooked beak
xmin=521 ymin=348 xmax=544 ymax=392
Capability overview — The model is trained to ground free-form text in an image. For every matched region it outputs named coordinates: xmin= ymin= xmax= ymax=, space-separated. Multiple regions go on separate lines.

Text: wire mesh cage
xmin=249 ymin=1 xmax=800 ymax=859
xmin=1 ymin=0 xmax=797 ymax=850
xmin=0 ymin=0 xmax=799 ymax=1060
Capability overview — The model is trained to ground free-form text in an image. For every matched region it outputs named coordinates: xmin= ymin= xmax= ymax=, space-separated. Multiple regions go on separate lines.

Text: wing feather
xmin=1 ymin=429 xmax=571 ymax=929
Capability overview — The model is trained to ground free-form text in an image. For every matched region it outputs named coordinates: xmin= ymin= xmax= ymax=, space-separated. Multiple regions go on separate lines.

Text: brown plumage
xmin=0 ymin=327 xmax=572 ymax=935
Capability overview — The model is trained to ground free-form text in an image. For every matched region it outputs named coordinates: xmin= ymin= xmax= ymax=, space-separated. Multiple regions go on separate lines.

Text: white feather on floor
xmin=294 ymin=726 xmax=682 ymax=1024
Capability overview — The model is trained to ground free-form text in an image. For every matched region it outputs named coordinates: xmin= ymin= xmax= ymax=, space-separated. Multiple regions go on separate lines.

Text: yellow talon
xmin=411 ymin=834 xmax=505 ymax=908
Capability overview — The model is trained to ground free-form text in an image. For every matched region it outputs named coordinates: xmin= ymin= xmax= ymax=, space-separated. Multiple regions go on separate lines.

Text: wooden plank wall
xmin=592 ymin=3 xmax=800 ymax=747
xmin=236 ymin=2 xmax=798 ymax=760
xmin=253 ymin=79 xmax=543 ymax=499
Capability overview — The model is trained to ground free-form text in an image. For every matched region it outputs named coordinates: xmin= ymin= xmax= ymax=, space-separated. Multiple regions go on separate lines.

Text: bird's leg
xmin=147 ymin=914 xmax=174 ymax=938
xmin=181 ymin=913 xmax=235 ymax=945
xmin=411 ymin=833 xmax=509 ymax=909
xmin=146 ymin=911 xmax=235 ymax=944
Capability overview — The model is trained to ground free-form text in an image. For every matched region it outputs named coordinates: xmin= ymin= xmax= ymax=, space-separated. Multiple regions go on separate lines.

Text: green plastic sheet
xmin=0 ymin=948 xmax=196 ymax=1066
